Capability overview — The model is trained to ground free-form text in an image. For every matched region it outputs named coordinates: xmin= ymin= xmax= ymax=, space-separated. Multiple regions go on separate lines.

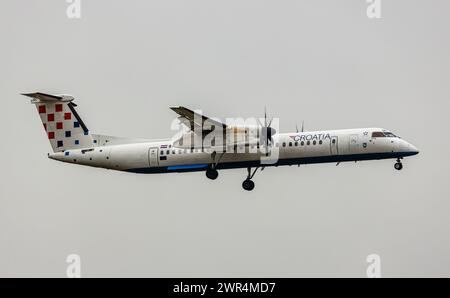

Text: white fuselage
xmin=49 ymin=127 xmax=419 ymax=174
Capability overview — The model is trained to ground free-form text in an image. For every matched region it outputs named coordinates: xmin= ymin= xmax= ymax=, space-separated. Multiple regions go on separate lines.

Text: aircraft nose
xmin=408 ymin=143 xmax=419 ymax=155
xmin=398 ymin=140 xmax=419 ymax=156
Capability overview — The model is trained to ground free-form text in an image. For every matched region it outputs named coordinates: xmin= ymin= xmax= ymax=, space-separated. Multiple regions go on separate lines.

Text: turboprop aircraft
xmin=23 ymin=92 xmax=419 ymax=191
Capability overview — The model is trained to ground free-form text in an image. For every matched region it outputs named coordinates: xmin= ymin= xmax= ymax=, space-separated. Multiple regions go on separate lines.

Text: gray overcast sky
xmin=1 ymin=0 xmax=449 ymax=277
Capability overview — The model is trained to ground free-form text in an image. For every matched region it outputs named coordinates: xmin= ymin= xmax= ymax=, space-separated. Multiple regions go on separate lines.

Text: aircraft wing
xmin=170 ymin=106 xmax=268 ymax=150
xmin=170 ymin=106 xmax=227 ymax=132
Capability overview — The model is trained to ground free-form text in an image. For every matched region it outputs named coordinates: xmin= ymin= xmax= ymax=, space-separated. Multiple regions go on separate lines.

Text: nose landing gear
xmin=394 ymin=158 xmax=403 ymax=171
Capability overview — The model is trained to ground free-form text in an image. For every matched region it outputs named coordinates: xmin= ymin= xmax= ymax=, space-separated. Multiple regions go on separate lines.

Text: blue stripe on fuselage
xmin=167 ymin=164 xmax=208 ymax=170
xmin=126 ymin=151 xmax=418 ymax=174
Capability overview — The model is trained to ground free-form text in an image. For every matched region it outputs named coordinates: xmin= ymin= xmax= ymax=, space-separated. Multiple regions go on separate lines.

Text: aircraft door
xmin=349 ymin=134 xmax=359 ymax=153
xmin=330 ymin=136 xmax=338 ymax=155
xmin=148 ymin=147 xmax=159 ymax=167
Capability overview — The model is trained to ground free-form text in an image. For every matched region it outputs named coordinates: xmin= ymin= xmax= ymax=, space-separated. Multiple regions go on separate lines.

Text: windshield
xmin=383 ymin=132 xmax=397 ymax=138
xmin=372 ymin=131 xmax=398 ymax=138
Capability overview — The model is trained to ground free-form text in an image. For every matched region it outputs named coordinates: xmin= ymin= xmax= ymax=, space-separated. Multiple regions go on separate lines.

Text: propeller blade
xmin=257 ymin=107 xmax=277 ymax=150
xmin=264 ymin=106 xmax=267 ymax=127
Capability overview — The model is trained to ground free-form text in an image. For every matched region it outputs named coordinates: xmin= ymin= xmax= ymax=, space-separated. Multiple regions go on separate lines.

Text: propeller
xmin=296 ymin=121 xmax=305 ymax=133
xmin=258 ymin=107 xmax=277 ymax=149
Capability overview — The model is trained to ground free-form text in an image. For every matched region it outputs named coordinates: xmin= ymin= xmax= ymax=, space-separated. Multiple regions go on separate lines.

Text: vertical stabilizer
xmin=22 ymin=92 xmax=93 ymax=152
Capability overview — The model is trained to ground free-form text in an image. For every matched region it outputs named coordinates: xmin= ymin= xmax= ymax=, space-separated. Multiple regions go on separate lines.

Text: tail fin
xmin=22 ymin=92 xmax=94 ymax=152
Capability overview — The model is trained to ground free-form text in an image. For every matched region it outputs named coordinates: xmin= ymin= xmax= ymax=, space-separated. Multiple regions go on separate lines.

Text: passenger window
xmin=295 ymin=142 xmax=298 ymax=146
xmin=160 ymin=151 xmax=164 ymax=155
xmin=289 ymin=142 xmax=292 ymax=147
xmin=307 ymin=141 xmax=310 ymax=145
xmin=301 ymin=141 xmax=304 ymax=146
xmin=313 ymin=140 xmax=317 ymax=145
xmin=166 ymin=150 xmax=170 ymax=154
xmin=319 ymin=140 xmax=323 ymax=145
xmin=282 ymin=142 xmax=286 ymax=147
xmin=332 ymin=139 xmax=336 ymax=144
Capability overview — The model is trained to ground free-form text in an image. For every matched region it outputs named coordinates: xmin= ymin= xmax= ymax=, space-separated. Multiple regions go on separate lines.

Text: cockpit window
xmin=372 ymin=131 xmax=398 ymax=138
xmin=372 ymin=132 xmax=385 ymax=138
xmin=383 ymin=132 xmax=397 ymax=138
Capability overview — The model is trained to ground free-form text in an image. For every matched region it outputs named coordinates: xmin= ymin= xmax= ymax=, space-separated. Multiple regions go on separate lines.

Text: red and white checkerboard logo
xmin=34 ymin=100 xmax=93 ymax=152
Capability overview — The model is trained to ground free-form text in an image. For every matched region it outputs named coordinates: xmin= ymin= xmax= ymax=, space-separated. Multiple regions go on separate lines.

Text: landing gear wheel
xmin=394 ymin=162 xmax=403 ymax=171
xmin=242 ymin=179 xmax=255 ymax=191
xmin=206 ymin=168 xmax=218 ymax=180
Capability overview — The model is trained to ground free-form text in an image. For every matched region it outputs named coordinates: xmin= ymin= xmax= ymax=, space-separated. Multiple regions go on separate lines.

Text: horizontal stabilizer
xmin=21 ymin=92 xmax=74 ymax=103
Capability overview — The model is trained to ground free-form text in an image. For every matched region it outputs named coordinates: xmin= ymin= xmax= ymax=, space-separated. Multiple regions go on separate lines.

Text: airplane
xmin=22 ymin=92 xmax=419 ymax=191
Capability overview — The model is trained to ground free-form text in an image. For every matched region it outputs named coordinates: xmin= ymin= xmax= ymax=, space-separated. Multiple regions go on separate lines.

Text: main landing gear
xmin=206 ymin=167 xmax=218 ymax=180
xmin=242 ymin=167 xmax=259 ymax=191
xmin=205 ymin=150 xmax=260 ymax=191
xmin=205 ymin=151 xmax=225 ymax=180
xmin=394 ymin=158 xmax=403 ymax=171
xmin=242 ymin=179 xmax=255 ymax=191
